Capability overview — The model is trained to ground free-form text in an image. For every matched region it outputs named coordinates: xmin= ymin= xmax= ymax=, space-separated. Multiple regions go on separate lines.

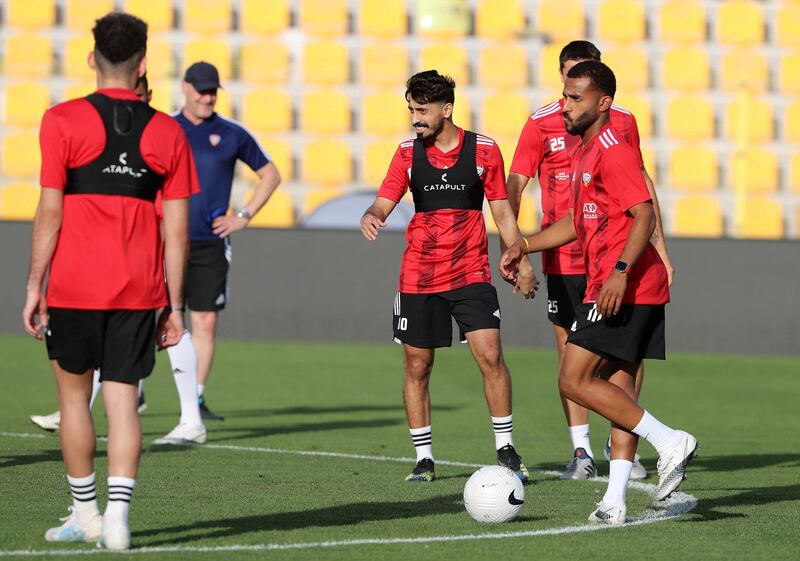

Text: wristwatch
xmin=235 ymin=208 xmax=252 ymax=220
xmin=614 ymin=260 xmax=630 ymax=274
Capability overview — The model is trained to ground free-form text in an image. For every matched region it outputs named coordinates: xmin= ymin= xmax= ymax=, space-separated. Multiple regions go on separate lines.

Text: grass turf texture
xmin=0 ymin=335 xmax=798 ymax=560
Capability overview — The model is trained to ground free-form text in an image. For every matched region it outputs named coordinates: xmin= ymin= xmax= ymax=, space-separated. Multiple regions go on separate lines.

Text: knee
xmin=405 ymin=356 xmax=433 ymax=382
xmin=558 ymin=374 xmax=581 ymax=401
xmin=476 ymin=348 xmax=505 ymax=375
xmin=192 ymin=312 xmax=218 ymax=334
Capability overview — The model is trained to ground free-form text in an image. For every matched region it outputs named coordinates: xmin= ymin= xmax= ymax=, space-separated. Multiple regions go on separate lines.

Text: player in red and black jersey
xmin=507 ymin=41 xmax=674 ymax=480
xmin=502 ymin=61 xmax=697 ymax=525
xmin=361 ymin=71 xmax=538 ymax=483
xmin=22 ymin=13 xmax=198 ymax=550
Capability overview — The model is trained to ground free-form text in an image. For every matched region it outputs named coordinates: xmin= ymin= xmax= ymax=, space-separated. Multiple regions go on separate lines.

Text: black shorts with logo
xmin=392 ymin=282 xmax=501 ymax=348
xmin=546 ymin=274 xmax=587 ymax=328
xmin=186 ymin=238 xmax=230 ymax=311
xmin=567 ymin=303 xmax=666 ymax=363
xmin=45 ymin=308 xmax=157 ymax=383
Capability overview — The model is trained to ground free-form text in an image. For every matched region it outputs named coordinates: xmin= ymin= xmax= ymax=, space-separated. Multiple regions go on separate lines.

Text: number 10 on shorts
xmin=397 ymin=317 xmax=408 ymax=331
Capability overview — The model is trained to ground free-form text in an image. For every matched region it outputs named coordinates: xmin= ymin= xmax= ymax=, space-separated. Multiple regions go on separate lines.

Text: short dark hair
xmin=559 ymin=40 xmax=601 ymax=70
xmin=92 ymin=12 xmax=148 ymax=75
xmin=567 ymin=60 xmax=616 ymax=99
xmin=405 ymin=70 xmax=455 ymax=105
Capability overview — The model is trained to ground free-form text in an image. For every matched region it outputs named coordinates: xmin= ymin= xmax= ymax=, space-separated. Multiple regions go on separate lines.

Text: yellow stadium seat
xmin=146 ymin=37 xmax=173 ymax=81
xmin=241 ymin=89 xmax=292 ymax=133
xmin=786 ymin=102 xmax=800 ymax=144
xmin=240 ymin=40 xmax=289 ymax=85
xmin=494 ymin=136 xmax=514 ymax=176
xmin=661 ymin=48 xmax=710 ymax=92
xmin=475 ymin=0 xmax=525 ymax=40
xmin=301 ymin=90 xmax=350 ymax=135
xmin=720 ymin=51 xmax=768 ymax=94
xmin=64 ymin=35 xmax=95 ymax=79
xmin=640 ymin=144 xmax=655 ymax=177
xmin=64 ymin=0 xmax=113 ymax=32
xmin=716 ymin=0 xmax=764 ymax=47
xmin=659 ymin=0 xmax=706 ymax=43
xmin=537 ymin=44 xmax=563 ymax=90
xmin=246 ymin=188 xmax=294 ymax=229
xmin=614 ymin=97 xmax=652 ymax=139
xmin=303 ymin=41 xmax=349 ymax=86
xmin=603 ymin=48 xmax=648 ymax=93
xmin=6 ymin=0 xmax=56 ymax=29
xmin=729 ymin=148 xmax=778 ymax=194
xmin=4 ymin=34 xmax=52 ymax=78
xmin=302 ymin=187 xmax=345 ymax=215
xmin=479 ymin=43 xmax=528 ymax=89
xmin=124 ymin=0 xmax=172 ymax=32
xmin=725 ymin=98 xmax=773 ymax=143
xmin=63 ymin=81 xmax=96 ymax=101
xmin=454 ymin=94 xmax=472 ymax=130
xmin=517 ymin=193 xmax=539 ymax=234
xmin=669 ymin=146 xmax=718 ymax=192
xmin=3 ymin=82 xmax=50 ymax=127
xmin=358 ymin=0 xmax=406 ymax=39
xmin=419 ymin=43 xmax=468 ymax=86
xmin=182 ymin=38 xmax=232 ymax=82
xmin=791 ymin=153 xmax=800 ymax=193
xmin=1 ymin=131 xmax=41 ymax=178
xmin=182 ymin=0 xmax=232 ymax=33
xmin=359 ymin=43 xmax=409 ymax=87
xmin=240 ymin=0 xmax=290 ymax=35
xmin=0 ymin=183 xmax=40 ymax=221
xmin=300 ymin=0 xmax=348 ymax=37
xmin=665 ymin=96 xmax=714 ymax=141
xmin=536 ymin=0 xmax=585 ymax=40
xmin=776 ymin=3 xmax=800 ymax=48
xmin=255 ymin=136 xmax=293 ymax=181
xmin=597 ymin=0 xmax=645 ymax=43
xmin=415 ymin=0 xmax=470 ymax=39
xmin=302 ymin=140 xmax=351 ymax=187
xmin=778 ymin=54 xmax=800 ymax=96
xmin=212 ymin=88 xmax=232 ymax=118
xmin=363 ymin=91 xmax=408 ymax=136
xmin=363 ymin=139 xmax=400 ymax=187
xmin=149 ymin=80 xmax=174 ymax=114
xmin=739 ymin=198 xmax=783 ymax=239
xmin=672 ymin=196 xmax=723 ymax=238
xmin=480 ymin=94 xmax=530 ymax=139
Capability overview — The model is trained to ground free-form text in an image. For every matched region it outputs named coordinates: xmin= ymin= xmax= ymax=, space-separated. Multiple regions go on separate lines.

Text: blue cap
xmin=183 ymin=61 xmax=222 ymax=91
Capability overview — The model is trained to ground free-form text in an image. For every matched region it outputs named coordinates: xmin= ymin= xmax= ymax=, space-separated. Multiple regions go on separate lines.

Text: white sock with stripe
xmin=568 ymin=424 xmax=595 ymax=459
xmin=409 ymin=425 xmax=433 ymax=462
xmin=603 ymin=459 xmax=633 ymax=505
xmin=105 ymin=477 xmax=135 ymax=523
xmin=167 ymin=330 xmax=203 ymax=426
xmin=67 ymin=472 xmax=99 ymax=522
xmin=492 ymin=415 xmax=514 ymax=449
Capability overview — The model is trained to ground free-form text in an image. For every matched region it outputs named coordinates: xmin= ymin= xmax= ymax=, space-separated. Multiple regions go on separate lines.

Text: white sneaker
xmin=45 ymin=507 xmax=102 ymax=542
xmin=153 ymin=423 xmax=207 ymax=445
xmin=603 ymin=439 xmax=648 ymax=480
xmin=560 ymin=448 xmax=597 ymax=480
xmin=588 ymin=500 xmax=626 ymax=525
xmin=655 ymin=430 xmax=699 ymax=501
xmin=97 ymin=513 xmax=130 ymax=551
xmin=31 ymin=410 xmax=61 ymax=432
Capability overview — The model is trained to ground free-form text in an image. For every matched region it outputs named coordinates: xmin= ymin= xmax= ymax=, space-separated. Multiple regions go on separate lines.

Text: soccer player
xmin=22 ymin=12 xmax=198 ymax=549
xmin=172 ymin=62 xmax=281 ymax=421
xmin=506 ymin=40 xmax=674 ymax=480
xmin=501 ymin=61 xmax=698 ymax=524
xmin=361 ymin=70 xmax=537 ymax=483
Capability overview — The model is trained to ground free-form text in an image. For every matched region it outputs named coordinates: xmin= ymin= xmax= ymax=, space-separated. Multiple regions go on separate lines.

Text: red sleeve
xmin=39 ymin=108 xmax=68 ymax=190
xmin=161 ymin=132 xmax=198 ymax=200
xmin=377 ymin=145 xmax=409 ymax=203
xmin=625 ymin=114 xmax=644 ymax=169
xmin=483 ymin=142 xmax=507 ymax=200
xmin=603 ymin=146 xmax=651 ymax=212
xmin=509 ymin=117 xmax=543 ymax=178
xmin=141 ymin=114 xmax=198 ymax=201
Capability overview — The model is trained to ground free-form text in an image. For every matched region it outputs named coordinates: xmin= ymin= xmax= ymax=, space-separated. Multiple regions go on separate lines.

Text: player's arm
xmin=642 ymin=168 xmax=675 ymax=286
xmin=499 ymin=213 xmax=577 ymax=282
xmin=160 ymin=197 xmax=189 ymax=348
xmin=360 ymin=196 xmax=397 ymax=241
xmin=488 ymin=198 xmax=538 ymax=299
xmin=596 ymin=201 xmax=656 ymax=317
xmin=22 ymin=188 xmax=63 ymax=338
xmin=212 ymin=161 xmax=281 ymax=237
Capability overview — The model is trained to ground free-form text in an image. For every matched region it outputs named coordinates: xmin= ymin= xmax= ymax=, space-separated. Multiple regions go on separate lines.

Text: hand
xmin=22 ymin=288 xmax=48 ymax=339
xmin=212 ymin=214 xmax=249 ymax=238
xmin=499 ymin=240 xmax=525 ymax=282
xmin=157 ymin=308 xmax=185 ymax=350
xmin=597 ymin=272 xmax=627 ymax=317
xmin=360 ymin=213 xmax=385 ymax=241
xmin=513 ymin=259 xmax=539 ymax=300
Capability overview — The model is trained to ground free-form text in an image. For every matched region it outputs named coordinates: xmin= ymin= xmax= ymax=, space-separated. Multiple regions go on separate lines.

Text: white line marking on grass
xmin=0 ymin=431 xmax=697 ymax=557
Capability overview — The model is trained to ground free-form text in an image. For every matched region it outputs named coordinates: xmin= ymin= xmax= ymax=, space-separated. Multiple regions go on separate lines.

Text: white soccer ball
xmin=463 ymin=465 xmax=525 ymax=523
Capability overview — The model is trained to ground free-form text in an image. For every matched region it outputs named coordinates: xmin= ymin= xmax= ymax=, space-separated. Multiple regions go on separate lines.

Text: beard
xmin=414 ymin=118 xmax=445 ymax=140
xmin=563 ymin=110 xmax=596 ymax=136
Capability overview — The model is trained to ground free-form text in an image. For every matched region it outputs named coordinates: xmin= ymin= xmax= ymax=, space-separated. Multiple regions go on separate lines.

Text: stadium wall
xmin=1 ymin=222 xmax=797 ymax=356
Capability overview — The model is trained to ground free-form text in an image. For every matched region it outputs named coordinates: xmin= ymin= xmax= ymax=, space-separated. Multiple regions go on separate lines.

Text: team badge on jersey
xmin=582 ymin=172 xmax=592 ymax=185
xmin=209 ymin=134 xmax=221 ymax=147
xmin=476 ymin=164 xmax=485 ymax=176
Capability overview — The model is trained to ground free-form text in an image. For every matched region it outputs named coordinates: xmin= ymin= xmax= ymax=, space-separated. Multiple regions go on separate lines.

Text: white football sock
xmin=137 ymin=379 xmax=144 ymax=399
xmin=88 ymin=370 xmax=101 ymax=410
xmin=166 ymin=331 xmax=203 ymax=426
xmin=409 ymin=425 xmax=433 ymax=462
xmin=632 ymin=410 xmax=681 ymax=455
xmin=197 ymin=383 xmax=205 ymax=398
xmin=67 ymin=472 xmax=99 ymax=522
xmin=106 ymin=477 xmax=135 ymax=523
xmin=568 ymin=423 xmax=595 ymax=459
xmin=603 ymin=459 xmax=633 ymax=505
xmin=491 ymin=415 xmax=514 ymax=449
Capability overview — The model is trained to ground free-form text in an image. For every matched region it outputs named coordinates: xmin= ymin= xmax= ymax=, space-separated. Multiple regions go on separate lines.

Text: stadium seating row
xmin=2 ymin=0 xmax=798 ymax=48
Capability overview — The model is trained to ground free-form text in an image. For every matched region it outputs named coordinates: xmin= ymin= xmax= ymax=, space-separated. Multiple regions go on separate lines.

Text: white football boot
xmin=655 ymin=430 xmax=699 ymax=501
xmin=30 ymin=410 xmax=61 ymax=432
xmin=153 ymin=422 xmax=207 ymax=445
xmin=588 ymin=500 xmax=626 ymax=525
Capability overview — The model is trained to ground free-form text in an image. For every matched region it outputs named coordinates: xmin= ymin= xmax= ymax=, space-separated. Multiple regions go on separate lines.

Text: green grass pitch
xmin=1 ymin=334 xmax=798 ymax=560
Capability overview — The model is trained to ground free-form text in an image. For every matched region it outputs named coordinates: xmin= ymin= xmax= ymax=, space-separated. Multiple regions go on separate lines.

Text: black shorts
xmin=546 ymin=274 xmax=587 ymax=328
xmin=392 ymin=283 xmax=501 ymax=348
xmin=567 ymin=303 xmax=666 ymax=363
xmin=186 ymin=238 xmax=230 ymax=312
xmin=45 ymin=308 xmax=156 ymax=384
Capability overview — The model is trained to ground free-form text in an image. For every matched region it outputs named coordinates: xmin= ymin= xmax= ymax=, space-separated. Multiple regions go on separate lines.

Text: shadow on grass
xmin=0 ymin=448 xmax=74 ymax=469
xmin=195 ymin=403 xmax=460 ymax=419
xmin=688 ymin=484 xmax=800 ymax=522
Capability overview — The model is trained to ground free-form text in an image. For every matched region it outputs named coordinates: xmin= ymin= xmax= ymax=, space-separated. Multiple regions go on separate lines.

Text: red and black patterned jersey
xmin=510 ymin=99 xmax=643 ymax=275
xmin=570 ymin=124 xmax=669 ymax=305
xmin=378 ymin=127 xmax=507 ymax=294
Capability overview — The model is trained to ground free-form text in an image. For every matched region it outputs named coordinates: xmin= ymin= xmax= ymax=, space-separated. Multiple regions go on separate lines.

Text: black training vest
xmin=65 ymin=93 xmax=164 ymax=201
xmin=410 ymin=130 xmax=484 ymax=213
